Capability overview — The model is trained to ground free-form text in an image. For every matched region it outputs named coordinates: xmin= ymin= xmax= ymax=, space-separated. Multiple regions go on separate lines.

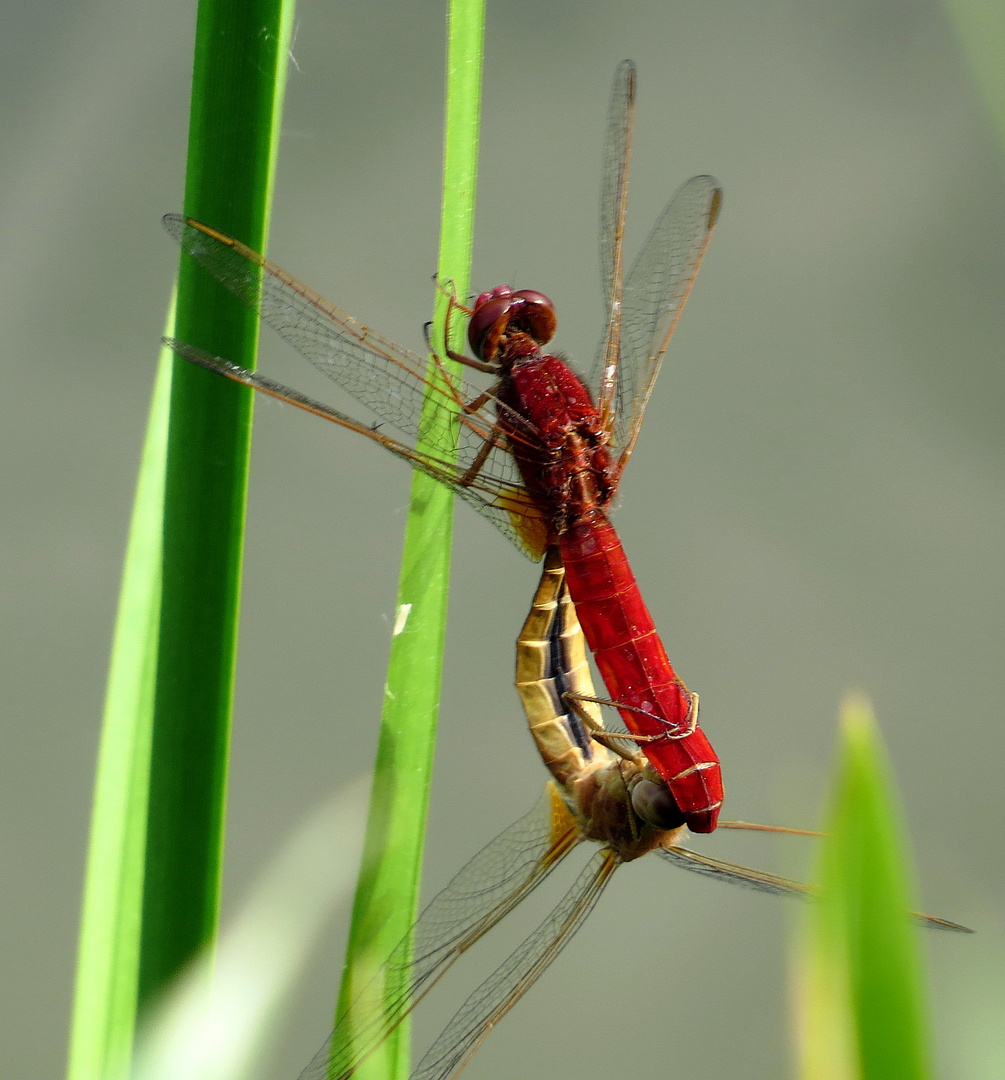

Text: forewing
xmin=297 ymin=786 xmax=583 ymax=1080
xmin=164 ymin=216 xmax=545 ymax=557
xmin=605 ymin=175 xmax=722 ymax=470
xmin=595 ymin=60 xmax=636 ymax=426
xmin=166 ymin=214 xmax=464 ymax=441
xmin=411 ymin=849 xmax=619 ymax=1080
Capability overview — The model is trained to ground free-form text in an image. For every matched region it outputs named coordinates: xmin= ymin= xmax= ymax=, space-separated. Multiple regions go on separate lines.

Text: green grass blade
xmin=334 ymin=5 xmax=486 ymax=1080
xmin=66 ymin=340 xmax=172 ymax=1080
xmin=795 ymin=695 xmax=933 ymax=1080
xmin=140 ymin=0 xmax=296 ymax=1007
xmin=67 ymin=3 xmax=295 ymax=1076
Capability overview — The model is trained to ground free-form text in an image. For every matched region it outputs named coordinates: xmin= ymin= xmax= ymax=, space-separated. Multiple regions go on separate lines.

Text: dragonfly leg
xmin=562 ymin=691 xmax=645 ymax=766
xmin=669 ymin=689 xmax=699 ymax=739
xmin=433 ymin=274 xmax=475 ymax=314
xmin=423 ymin=315 xmax=499 ymax=375
xmin=458 ymin=419 xmax=510 ymax=487
xmin=444 ymin=347 xmax=498 ymax=373
xmin=462 ymin=386 xmax=500 ymax=414
xmin=606 ymin=755 xmax=642 ymax=842
xmin=563 ymin=688 xmax=699 ymax=742
xmin=428 ymin=282 xmax=500 ymax=373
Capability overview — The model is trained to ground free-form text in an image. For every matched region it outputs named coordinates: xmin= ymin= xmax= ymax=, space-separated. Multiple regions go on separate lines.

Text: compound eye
xmin=631 ymin=779 xmax=686 ymax=831
xmin=510 ymin=291 xmax=557 ymax=346
xmin=467 ymin=293 xmax=516 ymax=360
xmin=512 ymin=288 xmax=553 ymax=308
xmin=473 ymin=284 xmax=514 ymax=310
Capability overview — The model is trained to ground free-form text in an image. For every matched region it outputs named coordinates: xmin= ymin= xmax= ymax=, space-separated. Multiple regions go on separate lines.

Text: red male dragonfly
xmin=295 ymin=552 xmax=969 ymax=1080
xmin=165 ymin=61 xmax=721 ymax=829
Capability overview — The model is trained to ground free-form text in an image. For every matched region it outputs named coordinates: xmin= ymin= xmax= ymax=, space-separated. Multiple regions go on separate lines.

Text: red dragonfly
xmin=165 ymin=61 xmax=722 ymax=829
xmin=295 ymin=552 xmax=968 ymax=1080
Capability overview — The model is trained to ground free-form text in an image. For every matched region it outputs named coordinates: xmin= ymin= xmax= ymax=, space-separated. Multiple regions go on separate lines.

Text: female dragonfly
xmin=295 ymin=553 xmax=969 ymax=1080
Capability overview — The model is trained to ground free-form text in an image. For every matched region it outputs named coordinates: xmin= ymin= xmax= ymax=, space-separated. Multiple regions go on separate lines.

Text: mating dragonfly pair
xmin=165 ymin=60 xmax=969 ymax=1080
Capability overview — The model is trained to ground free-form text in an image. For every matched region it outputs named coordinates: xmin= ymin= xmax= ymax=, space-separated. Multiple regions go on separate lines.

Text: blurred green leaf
xmin=941 ymin=0 xmax=1005 ymax=163
xmin=795 ymin=694 xmax=933 ymax=1080
xmin=66 ymin=343 xmax=171 ymax=1080
xmin=132 ymin=783 xmax=366 ymax=1080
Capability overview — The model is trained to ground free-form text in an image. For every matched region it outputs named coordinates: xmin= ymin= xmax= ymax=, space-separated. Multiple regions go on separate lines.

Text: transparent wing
xmin=594 ymin=175 xmax=722 ymax=472
xmin=658 ymin=846 xmax=973 ymax=933
xmin=595 ymin=59 xmax=636 ymax=426
xmin=166 ymin=214 xmax=475 ymax=443
xmin=659 ymin=844 xmax=816 ymax=899
xmin=164 ymin=215 xmax=546 ymax=557
xmin=298 ymin=786 xmax=583 ymax=1080
xmin=411 ymin=849 xmax=619 ymax=1080
xmin=167 ymin=340 xmax=546 ymax=557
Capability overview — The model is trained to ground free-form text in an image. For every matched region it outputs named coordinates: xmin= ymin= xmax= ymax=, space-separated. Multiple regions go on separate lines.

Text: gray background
xmin=3 ymin=0 xmax=1003 ymax=1077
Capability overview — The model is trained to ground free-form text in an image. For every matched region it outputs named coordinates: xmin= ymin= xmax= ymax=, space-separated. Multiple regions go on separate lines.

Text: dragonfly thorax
xmin=569 ymin=762 xmax=687 ymax=860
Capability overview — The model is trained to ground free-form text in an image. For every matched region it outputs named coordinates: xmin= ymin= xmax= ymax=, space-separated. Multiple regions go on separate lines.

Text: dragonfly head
xmin=468 ymin=285 xmax=557 ymax=363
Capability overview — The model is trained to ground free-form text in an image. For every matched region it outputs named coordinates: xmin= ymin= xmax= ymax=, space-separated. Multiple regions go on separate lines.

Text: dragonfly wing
xmin=605 ymin=175 xmax=722 ymax=469
xmin=658 ymin=847 xmax=972 ymax=933
xmin=298 ymin=785 xmax=583 ymax=1080
xmin=595 ymin=60 xmax=636 ymax=426
xmin=166 ymin=340 xmax=529 ymax=548
xmin=164 ymin=216 xmax=465 ymax=443
xmin=411 ymin=848 xmax=619 ymax=1080
xmin=658 ymin=844 xmax=815 ymax=899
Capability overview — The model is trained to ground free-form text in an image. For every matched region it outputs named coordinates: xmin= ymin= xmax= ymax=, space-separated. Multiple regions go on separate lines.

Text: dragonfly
xmin=295 ymin=550 xmax=970 ymax=1080
xmin=165 ymin=60 xmax=720 ymax=828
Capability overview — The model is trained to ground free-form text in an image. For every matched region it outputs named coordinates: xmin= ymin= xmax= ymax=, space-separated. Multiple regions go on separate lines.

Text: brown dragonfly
xmin=294 ymin=552 xmax=969 ymax=1080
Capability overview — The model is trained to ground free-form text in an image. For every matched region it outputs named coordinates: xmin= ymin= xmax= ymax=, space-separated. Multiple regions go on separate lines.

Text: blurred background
xmin=3 ymin=0 xmax=1003 ymax=1077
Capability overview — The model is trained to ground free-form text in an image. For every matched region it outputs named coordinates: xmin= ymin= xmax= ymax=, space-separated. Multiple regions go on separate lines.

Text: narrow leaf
xmin=795 ymin=695 xmax=933 ymax=1080
xmin=67 ymin=2 xmax=296 ymax=1076
xmin=334 ymin=5 xmax=486 ymax=1080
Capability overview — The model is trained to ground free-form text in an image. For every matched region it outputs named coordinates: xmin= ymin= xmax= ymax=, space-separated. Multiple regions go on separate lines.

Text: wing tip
xmin=707 ymin=186 xmax=724 ymax=229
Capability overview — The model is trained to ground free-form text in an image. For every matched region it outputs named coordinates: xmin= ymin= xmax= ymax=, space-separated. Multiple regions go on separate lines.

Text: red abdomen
xmin=560 ymin=517 xmax=723 ymax=832
xmin=500 ymin=352 xmax=723 ymax=832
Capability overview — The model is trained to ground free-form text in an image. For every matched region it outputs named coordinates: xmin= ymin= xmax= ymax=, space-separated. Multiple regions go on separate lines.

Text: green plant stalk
xmin=140 ymin=0 xmax=296 ymax=1007
xmin=334 ymin=5 xmax=485 ymax=1080
xmin=66 ymin=3 xmax=294 ymax=1076
xmin=796 ymin=695 xmax=933 ymax=1080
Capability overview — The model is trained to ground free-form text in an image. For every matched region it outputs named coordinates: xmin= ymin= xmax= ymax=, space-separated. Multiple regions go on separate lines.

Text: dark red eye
xmin=510 ymin=289 xmax=552 ymax=309
xmin=512 ymin=292 xmax=556 ymax=349
xmin=467 ymin=287 xmax=557 ymax=361
xmin=473 ymin=284 xmax=514 ymax=310
xmin=467 ymin=294 xmax=517 ymax=360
